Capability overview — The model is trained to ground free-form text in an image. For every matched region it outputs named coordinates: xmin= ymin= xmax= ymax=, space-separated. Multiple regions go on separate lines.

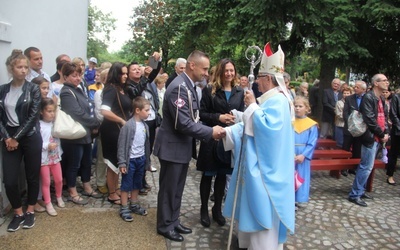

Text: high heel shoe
xmin=212 ymin=206 xmax=226 ymax=226
xmin=387 ymin=177 xmax=397 ymax=186
xmin=200 ymin=206 xmax=210 ymax=227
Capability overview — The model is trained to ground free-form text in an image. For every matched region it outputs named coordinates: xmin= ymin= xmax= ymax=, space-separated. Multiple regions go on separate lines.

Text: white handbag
xmin=52 ymin=89 xmax=87 ymax=139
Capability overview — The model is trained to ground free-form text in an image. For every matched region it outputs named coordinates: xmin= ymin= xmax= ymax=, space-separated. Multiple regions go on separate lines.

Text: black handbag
xmin=213 ymin=139 xmax=231 ymax=166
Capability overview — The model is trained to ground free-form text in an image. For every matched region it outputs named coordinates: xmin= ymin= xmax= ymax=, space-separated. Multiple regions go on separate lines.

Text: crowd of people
xmin=1 ymin=44 xmax=397 ymax=249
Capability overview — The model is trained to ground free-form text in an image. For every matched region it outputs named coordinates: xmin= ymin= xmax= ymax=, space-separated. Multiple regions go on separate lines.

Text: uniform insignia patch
xmin=175 ymin=98 xmax=186 ymax=108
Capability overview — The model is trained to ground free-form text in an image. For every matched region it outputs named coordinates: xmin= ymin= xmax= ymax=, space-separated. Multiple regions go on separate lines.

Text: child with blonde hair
xmin=293 ymin=96 xmax=318 ymax=204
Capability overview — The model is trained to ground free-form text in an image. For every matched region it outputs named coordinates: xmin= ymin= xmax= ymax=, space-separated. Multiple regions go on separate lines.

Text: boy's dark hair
xmin=133 ymin=96 xmax=150 ymax=112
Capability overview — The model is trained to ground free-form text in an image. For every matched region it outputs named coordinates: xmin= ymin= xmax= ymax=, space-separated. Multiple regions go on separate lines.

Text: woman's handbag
xmin=52 ymin=89 xmax=87 ymax=139
xmin=213 ymin=139 xmax=231 ymax=166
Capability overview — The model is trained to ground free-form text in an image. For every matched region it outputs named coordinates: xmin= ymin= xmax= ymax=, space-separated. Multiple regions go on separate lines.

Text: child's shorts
xmin=120 ymin=155 xmax=146 ymax=192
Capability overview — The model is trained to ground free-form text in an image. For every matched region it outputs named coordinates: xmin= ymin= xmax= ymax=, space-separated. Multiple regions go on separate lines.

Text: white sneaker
xmin=46 ymin=203 xmax=57 ymax=216
xmin=150 ymin=165 xmax=157 ymax=172
xmin=57 ymin=197 xmax=65 ymax=208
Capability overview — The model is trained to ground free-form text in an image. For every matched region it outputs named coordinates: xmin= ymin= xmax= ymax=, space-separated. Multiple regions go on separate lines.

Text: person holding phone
xmin=126 ymin=52 xmax=162 ymax=191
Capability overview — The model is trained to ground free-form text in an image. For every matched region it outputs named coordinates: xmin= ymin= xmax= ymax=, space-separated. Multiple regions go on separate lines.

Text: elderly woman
xmin=60 ymin=62 xmax=101 ymax=205
xmin=100 ymin=62 xmax=131 ymax=204
xmin=196 ymin=58 xmax=245 ymax=227
xmin=0 ymin=50 xmax=42 ymax=231
xmin=296 ymin=82 xmax=309 ymax=97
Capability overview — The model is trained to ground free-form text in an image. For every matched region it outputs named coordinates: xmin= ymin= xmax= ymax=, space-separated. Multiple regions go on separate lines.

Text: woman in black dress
xmin=197 ymin=59 xmax=245 ymax=227
xmin=100 ymin=62 xmax=131 ymax=204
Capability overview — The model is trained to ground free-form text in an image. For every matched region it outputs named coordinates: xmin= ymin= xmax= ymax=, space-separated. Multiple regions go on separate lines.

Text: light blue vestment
xmin=223 ymin=92 xmax=295 ymax=244
xmin=295 ymin=122 xmax=318 ymax=202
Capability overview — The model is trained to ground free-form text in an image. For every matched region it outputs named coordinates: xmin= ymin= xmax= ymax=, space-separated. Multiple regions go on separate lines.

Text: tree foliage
xmin=125 ymin=0 xmax=400 ymax=86
xmin=87 ymin=5 xmax=116 ymax=61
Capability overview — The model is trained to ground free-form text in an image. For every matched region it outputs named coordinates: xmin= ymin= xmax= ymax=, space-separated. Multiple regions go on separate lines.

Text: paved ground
xmin=1 ymin=155 xmax=400 ymax=249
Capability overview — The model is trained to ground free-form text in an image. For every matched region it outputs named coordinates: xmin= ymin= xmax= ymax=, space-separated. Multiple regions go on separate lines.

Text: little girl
xmin=40 ymin=98 xmax=64 ymax=216
xmin=293 ymin=96 xmax=318 ymax=204
xmin=31 ymin=76 xmax=51 ymax=99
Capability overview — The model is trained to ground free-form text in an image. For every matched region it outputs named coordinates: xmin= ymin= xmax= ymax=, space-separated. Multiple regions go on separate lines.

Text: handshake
xmin=212 ymin=126 xmax=226 ymax=140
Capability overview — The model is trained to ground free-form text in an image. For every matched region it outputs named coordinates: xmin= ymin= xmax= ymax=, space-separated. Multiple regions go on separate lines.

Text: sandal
xmin=130 ymin=204 xmax=147 ymax=216
xmin=120 ymin=207 xmax=133 ymax=222
xmin=108 ymin=192 xmax=121 ymax=205
xmin=81 ymin=190 xmax=103 ymax=198
xmin=67 ymin=195 xmax=88 ymax=205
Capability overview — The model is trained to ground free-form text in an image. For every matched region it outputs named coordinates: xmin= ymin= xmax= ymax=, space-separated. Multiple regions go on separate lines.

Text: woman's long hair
xmin=211 ymin=58 xmax=238 ymax=95
xmin=106 ymin=62 xmax=127 ymax=90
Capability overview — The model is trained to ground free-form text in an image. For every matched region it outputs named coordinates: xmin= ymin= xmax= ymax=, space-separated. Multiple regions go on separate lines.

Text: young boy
xmin=117 ymin=96 xmax=151 ymax=222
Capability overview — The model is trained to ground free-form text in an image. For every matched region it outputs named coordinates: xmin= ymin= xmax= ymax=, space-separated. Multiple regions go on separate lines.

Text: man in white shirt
xmin=24 ymin=47 xmax=51 ymax=83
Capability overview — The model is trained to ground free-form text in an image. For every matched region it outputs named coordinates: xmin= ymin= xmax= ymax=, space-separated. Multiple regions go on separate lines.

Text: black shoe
xmin=158 ymin=229 xmax=184 ymax=242
xmin=348 ymin=169 xmax=356 ymax=175
xmin=341 ymin=170 xmax=348 ymax=177
xmin=361 ymin=193 xmax=374 ymax=200
xmin=7 ymin=214 xmax=25 ymax=232
xmin=387 ymin=178 xmax=397 ymax=186
xmin=175 ymin=224 xmax=192 ymax=234
xmin=200 ymin=207 xmax=210 ymax=227
xmin=212 ymin=206 xmax=226 ymax=226
xmin=23 ymin=212 xmax=36 ymax=229
xmin=348 ymin=197 xmax=367 ymax=207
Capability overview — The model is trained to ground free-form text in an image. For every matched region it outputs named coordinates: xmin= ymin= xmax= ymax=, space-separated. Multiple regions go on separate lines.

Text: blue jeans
xmin=349 ymin=142 xmax=378 ymax=198
xmin=120 ymin=156 xmax=146 ymax=192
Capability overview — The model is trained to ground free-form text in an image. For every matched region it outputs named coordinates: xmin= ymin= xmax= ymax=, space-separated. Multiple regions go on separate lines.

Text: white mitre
xmin=259 ymin=43 xmax=294 ymax=120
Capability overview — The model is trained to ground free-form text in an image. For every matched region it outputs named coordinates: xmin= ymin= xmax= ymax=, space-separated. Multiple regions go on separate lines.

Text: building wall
xmin=0 ymin=0 xmax=89 ymax=215
xmin=0 ymin=0 xmax=89 ymax=83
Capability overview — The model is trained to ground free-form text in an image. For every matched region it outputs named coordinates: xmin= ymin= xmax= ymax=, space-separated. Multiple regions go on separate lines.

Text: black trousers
xmin=343 ymin=134 xmax=362 ymax=158
xmin=386 ymin=134 xmax=400 ymax=177
xmin=2 ymin=127 xmax=42 ymax=209
xmin=157 ymin=159 xmax=188 ymax=233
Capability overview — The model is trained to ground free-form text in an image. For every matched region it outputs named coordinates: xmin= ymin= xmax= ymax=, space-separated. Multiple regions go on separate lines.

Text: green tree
xmin=87 ymin=5 xmax=116 ymax=60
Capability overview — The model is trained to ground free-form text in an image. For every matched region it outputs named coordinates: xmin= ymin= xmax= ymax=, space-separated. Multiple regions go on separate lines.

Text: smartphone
xmin=147 ymin=56 xmax=158 ymax=69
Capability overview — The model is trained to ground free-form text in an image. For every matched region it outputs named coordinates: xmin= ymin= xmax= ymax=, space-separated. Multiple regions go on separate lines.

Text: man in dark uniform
xmin=153 ymin=50 xmax=225 ymax=242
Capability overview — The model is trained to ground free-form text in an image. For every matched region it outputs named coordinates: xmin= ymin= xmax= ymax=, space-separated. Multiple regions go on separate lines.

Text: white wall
xmin=0 ymin=0 xmax=89 ymax=83
xmin=0 ymin=0 xmax=88 ymax=214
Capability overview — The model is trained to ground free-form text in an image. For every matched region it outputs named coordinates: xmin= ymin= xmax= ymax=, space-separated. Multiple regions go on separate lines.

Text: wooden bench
xmin=311 ymin=159 xmax=385 ymax=192
xmin=312 ymin=149 xmax=352 ymax=159
xmin=316 ymin=139 xmax=338 ymax=148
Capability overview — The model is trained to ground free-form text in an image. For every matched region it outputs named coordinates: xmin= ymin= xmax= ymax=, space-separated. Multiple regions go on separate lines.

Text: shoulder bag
xmin=347 ymin=110 xmax=367 ymax=137
xmin=52 ymin=89 xmax=87 ymax=139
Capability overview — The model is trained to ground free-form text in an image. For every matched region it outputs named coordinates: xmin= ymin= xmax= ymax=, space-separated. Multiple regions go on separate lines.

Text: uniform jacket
xmin=0 ymin=80 xmax=41 ymax=141
xmin=153 ymin=73 xmax=213 ymax=164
